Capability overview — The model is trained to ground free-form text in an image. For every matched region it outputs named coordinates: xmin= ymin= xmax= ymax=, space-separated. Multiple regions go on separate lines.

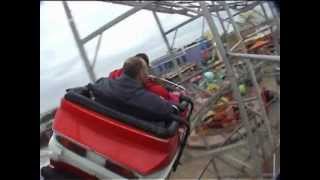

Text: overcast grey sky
xmin=40 ymin=1 xmax=272 ymax=113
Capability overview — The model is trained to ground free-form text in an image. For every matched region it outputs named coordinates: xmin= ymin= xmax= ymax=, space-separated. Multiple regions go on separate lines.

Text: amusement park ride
xmin=40 ymin=1 xmax=280 ymax=179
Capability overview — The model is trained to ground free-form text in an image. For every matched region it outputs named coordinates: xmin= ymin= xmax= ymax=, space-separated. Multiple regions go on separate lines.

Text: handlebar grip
xmin=178 ymin=101 xmax=188 ymax=112
xmin=179 ymin=95 xmax=192 ymax=103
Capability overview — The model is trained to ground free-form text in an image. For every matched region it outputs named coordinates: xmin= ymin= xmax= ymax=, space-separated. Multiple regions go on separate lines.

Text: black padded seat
xmin=64 ymin=86 xmax=182 ymax=138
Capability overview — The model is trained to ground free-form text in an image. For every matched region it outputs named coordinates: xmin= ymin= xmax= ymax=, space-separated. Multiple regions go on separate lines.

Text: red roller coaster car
xmin=41 ymin=84 xmax=193 ymax=179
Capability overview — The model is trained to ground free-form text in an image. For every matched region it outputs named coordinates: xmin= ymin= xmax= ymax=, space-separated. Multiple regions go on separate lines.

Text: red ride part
xmin=53 ymin=99 xmax=180 ymax=175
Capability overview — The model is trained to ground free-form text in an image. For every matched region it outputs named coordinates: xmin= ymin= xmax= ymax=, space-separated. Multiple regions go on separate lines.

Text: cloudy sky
xmin=40 ymin=1 xmax=272 ymax=113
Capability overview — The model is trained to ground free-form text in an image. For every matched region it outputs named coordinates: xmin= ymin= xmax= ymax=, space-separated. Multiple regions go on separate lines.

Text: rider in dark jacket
xmin=91 ymin=56 xmax=175 ymax=125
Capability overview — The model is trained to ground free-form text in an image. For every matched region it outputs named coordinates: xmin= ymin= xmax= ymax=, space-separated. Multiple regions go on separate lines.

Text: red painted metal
xmin=53 ymin=99 xmax=180 ymax=175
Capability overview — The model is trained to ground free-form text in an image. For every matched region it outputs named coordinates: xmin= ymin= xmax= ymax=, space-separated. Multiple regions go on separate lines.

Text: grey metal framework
xmin=58 ymin=1 xmax=280 ymax=179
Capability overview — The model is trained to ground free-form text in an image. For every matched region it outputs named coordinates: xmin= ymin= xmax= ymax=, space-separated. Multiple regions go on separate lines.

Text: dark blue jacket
xmin=91 ymin=75 xmax=174 ymax=122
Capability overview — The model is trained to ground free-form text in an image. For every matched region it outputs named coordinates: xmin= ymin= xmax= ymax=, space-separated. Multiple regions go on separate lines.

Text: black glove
xmin=179 ymin=95 xmax=192 ymax=103
xmin=178 ymin=101 xmax=188 ymax=112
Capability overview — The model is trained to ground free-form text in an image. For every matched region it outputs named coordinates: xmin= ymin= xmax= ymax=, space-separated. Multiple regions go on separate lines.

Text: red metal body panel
xmin=53 ymin=99 xmax=180 ymax=175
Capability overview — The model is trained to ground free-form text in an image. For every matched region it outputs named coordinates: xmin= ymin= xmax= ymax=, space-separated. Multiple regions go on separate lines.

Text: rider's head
xmin=135 ymin=53 xmax=149 ymax=67
xmin=123 ymin=56 xmax=149 ymax=84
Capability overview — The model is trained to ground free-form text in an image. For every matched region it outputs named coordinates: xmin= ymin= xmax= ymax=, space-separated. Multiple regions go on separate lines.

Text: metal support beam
xmin=220 ymin=1 xmax=275 ymax=156
xmin=170 ymin=29 xmax=178 ymax=49
xmin=211 ymin=158 xmax=221 ymax=180
xmin=91 ymin=33 xmax=103 ymax=69
xmin=228 ymin=52 xmax=280 ymax=62
xmin=230 ymin=40 xmax=243 ymax=52
xmin=152 ymin=11 xmax=182 ymax=80
xmin=164 ymin=2 xmax=252 ymax=36
xmin=163 ymin=1 xmax=201 ymax=15
xmin=152 ymin=11 xmax=172 ymax=52
xmin=222 ymin=154 xmax=253 ymax=170
xmin=267 ymin=1 xmax=280 ymax=29
xmin=201 ymin=16 xmax=205 ymax=36
xmin=108 ymin=1 xmax=194 ymax=17
xmin=164 ymin=3 xmax=233 ymax=36
xmin=165 ymin=14 xmax=201 ymax=35
xmin=259 ymin=2 xmax=272 ymax=27
xmin=266 ymin=1 xmax=281 ymax=53
xmin=215 ymin=4 xmax=228 ymax=37
xmin=222 ymin=2 xmax=260 ymax=22
xmin=186 ymin=141 xmax=247 ymax=160
xmin=199 ymin=1 xmax=261 ymax=177
xmin=196 ymin=141 xmax=249 ymax=179
xmin=82 ymin=1 xmax=154 ymax=43
xmin=244 ymin=24 xmax=273 ymax=41
xmin=62 ymin=1 xmax=96 ymax=82
xmin=215 ymin=156 xmax=251 ymax=176
xmin=260 ymin=2 xmax=280 ymax=55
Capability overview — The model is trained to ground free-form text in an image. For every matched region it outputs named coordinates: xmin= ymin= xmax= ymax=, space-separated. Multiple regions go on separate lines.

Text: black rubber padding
xmin=64 ymin=86 xmax=183 ymax=138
